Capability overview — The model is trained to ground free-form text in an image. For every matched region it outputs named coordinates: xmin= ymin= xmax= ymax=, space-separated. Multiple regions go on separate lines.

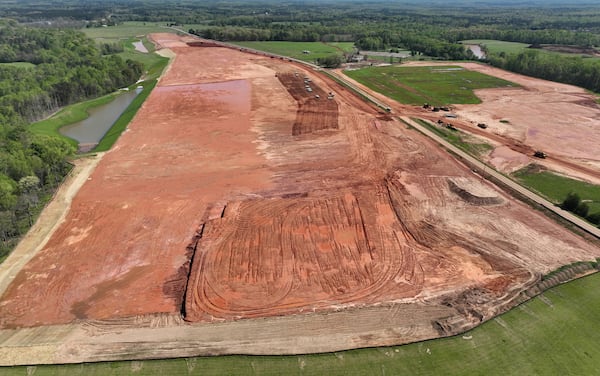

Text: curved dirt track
xmin=0 ymin=35 xmax=599 ymax=364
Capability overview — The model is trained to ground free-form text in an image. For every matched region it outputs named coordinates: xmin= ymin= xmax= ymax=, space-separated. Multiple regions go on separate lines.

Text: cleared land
xmin=3 ymin=272 xmax=599 ymax=375
xmin=0 ymin=34 xmax=599 ymax=364
xmin=344 ymin=65 xmax=515 ymax=106
xmin=349 ymin=61 xmax=600 ymax=184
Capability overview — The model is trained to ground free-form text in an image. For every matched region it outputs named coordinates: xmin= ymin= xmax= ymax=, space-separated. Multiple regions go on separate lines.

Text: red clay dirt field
xmin=0 ymin=34 xmax=599 ymax=352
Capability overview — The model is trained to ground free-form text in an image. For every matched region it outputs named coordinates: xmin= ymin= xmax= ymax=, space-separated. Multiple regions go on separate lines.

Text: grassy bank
xmin=29 ymin=93 xmax=119 ymax=148
xmin=1 ymin=272 xmax=599 ymax=375
xmin=93 ymin=79 xmax=159 ymax=152
xmin=92 ymin=51 xmax=168 ymax=152
xmin=344 ymin=65 xmax=516 ymax=106
xmin=514 ymin=167 xmax=600 ymax=215
xmin=410 ymin=118 xmax=492 ymax=157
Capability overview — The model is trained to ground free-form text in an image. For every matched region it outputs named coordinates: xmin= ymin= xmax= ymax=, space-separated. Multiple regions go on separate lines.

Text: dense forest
xmin=0 ymin=19 xmax=143 ymax=259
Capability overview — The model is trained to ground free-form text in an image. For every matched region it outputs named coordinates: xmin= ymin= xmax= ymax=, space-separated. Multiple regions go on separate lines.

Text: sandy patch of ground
xmin=489 ymin=146 xmax=531 ymax=173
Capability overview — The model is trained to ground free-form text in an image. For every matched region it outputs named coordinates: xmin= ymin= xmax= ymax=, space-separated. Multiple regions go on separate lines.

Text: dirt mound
xmin=447 ymin=178 xmax=504 ymax=205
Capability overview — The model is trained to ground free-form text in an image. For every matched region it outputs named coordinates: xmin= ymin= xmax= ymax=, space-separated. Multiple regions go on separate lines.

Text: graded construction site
xmin=0 ymin=34 xmax=599 ymax=365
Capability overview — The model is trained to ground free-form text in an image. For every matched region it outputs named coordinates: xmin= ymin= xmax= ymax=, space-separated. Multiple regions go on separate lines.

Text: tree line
xmin=485 ymin=50 xmax=600 ymax=93
xmin=0 ymin=20 xmax=143 ymax=260
xmin=561 ymin=192 xmax=600 ymax=227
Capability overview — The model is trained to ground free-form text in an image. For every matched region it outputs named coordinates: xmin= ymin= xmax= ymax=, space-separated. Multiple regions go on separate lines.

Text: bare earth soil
xmin=0 ymin=35 xmax=599 ymax=363
xmin=401 ymin=62 xmax=600 ymax=182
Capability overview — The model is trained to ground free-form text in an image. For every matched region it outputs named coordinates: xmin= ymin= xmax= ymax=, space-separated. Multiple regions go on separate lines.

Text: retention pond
xmin=60 ymin=87 xmax=141 ymax=152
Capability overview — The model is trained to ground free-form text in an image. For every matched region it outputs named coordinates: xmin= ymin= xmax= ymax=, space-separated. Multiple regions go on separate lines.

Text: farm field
xmin=344 ymin=65 xmax=515 ymax=106
xmin=232 ymin=41 xmax=352 ymax=62
xmin=81 ymin=22 xmax=185 ymax=40
xmin=2 ymin=272 xmax=599 ymax=375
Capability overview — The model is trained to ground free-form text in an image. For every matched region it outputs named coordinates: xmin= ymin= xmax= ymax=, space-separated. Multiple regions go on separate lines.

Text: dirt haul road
xmin=0 ymin=34 xmax=599 ymax=364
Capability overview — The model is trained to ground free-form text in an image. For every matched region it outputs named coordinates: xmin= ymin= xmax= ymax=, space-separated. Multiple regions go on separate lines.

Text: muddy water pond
xmin=60 ymin=88 xmax=141 ymax=152
xmin=466 ymin=44 xmax=486 ymax=59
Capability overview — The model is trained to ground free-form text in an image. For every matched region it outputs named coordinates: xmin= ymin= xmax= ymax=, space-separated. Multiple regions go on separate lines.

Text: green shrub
xmin=561 ymin=192 xmax=580 ymax=211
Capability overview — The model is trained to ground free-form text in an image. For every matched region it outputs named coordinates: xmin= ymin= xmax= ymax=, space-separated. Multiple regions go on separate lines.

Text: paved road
xmin=400 ymin=116 xmax=600 ymax=239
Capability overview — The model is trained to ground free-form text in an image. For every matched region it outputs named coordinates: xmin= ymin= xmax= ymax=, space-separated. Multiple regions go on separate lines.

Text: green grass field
xmin=0 ymin=62 xmax=35 ymax=69
xmin=324 ymin=42 xmax=356 ymax=53
xmin=82 ymin=22 xmax=177 ymax=40
xmin=345 ymin=65 xmax=516 ymax=106
xmin=460 ymin=39 xmax=531 ymax=54
xmin=232 ymin=41 xmax=352 ymax=62
xmin=514 ymin=167 xmax=600 ymax=215
xmin=1 ymin=272 xmax=599 ymax=375
xmin=409 ymin=118 xmax=493 ymax=157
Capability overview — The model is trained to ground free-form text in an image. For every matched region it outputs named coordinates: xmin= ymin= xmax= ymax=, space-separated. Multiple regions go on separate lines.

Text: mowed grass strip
xmin=0 ymin=62 xmax=36 ymax=69
xmin=514 ymin=167 xmax=600 ymax=215
xmin=344 ymin=65 xmax=516 ymax=106
xmin=2 ymin=272 xmax=600 ymax=375
xmin=232 ymin=41 xmax=350 ymax=62
xmin=410 ymin=118 xmax=493 ymax=157
xmin=460 ymin=39 xmax=531 ymax=54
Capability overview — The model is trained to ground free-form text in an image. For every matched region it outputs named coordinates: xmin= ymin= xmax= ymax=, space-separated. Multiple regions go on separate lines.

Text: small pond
xmin=466 ymin=44 xmax=486 ymax=59
xmin=60 ymin=87 xmax=142 ymax=152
